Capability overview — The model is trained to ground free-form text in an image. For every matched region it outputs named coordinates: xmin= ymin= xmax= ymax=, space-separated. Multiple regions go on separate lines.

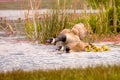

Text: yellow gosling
xmin=85 ymin=44 xmax=110 ymax=52
xmin=85 ymin=45 xmax=92 ymax=52
xmin=99 ymin=47 xmax=104 ymax=52
xmin=101 ymin=45 xmax=110 ymax=51
xmin=91 ymin=44 xmax=97 ymax=49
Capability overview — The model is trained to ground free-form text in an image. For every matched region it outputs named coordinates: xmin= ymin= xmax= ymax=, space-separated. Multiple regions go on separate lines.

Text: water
xmin=0 ymin=9 xmax=49 ymax=20
xmin=0 ymin=9 xmax=99 ymax=20
xmin=0 ymin=33 xmax=120 ymax=72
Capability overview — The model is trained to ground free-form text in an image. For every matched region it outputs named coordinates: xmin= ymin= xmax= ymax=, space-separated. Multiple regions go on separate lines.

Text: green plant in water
xmin=25 ymin=19 xmax=35 ymax=39
xmin=38 ymin=10 xmax=74 ymax=43
xmin=24 ymin=0 xmax=77 ymax=43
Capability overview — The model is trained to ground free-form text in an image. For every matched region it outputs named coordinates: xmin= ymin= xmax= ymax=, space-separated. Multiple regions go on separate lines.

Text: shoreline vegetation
xmin=0 ymin=65 xmax=120 ymax=80
xmin=0 ymin=0 xmax=120 ymax=43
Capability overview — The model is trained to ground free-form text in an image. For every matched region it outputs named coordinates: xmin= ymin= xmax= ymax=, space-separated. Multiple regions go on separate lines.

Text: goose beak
xmin=46 ymin=39 xmax=51 ymax=43
xmin=46 ymin=37 xmax=55 ymax=44
xmin=45 ymin=40 xmax=51 ymax=45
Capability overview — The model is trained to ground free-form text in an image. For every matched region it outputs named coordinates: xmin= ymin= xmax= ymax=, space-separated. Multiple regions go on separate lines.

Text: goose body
xmin=46 ymin=32 xmax=80 ymax=45
xmin=71 ymin=23 xmax=90 ymax=40
xmin=60 ymin=29 xmax=71 ymax=34
xmin=60 ymin=41 xmax=89 ymax=53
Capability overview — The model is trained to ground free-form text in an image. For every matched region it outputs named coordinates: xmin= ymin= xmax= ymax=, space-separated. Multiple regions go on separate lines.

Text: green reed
xmin=24 ymin=0 xmax=76 ymax=43
xmin=37 ymin=11 xmax=74 ymax=43
xmin=87 ymin=0 xmax=120 ymax=34
xmin=24 ymin=0 xmax=120 ymax=43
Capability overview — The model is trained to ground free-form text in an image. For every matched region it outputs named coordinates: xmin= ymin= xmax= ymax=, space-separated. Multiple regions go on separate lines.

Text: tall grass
xmin=24 ymin=0 xmax=120 ymax=43
xmin=0 ymin=65 xmax=120 ymax=80
xmin=38 ymin=11 xmax=75 ymax=43
xmin=88 ymin=6 xmax=109 ymax=34
xmin=24 ymin=0 xmax=78 ymax=43
xmin=87 ymin=0 xmax=120 ymax=34
xmin=24 ymin=0 xmax=41 ymax=41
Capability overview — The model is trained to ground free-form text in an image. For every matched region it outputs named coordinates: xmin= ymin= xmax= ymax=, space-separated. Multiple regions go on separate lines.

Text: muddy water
xmin=0 ymin=33 xmax=120 ymax=72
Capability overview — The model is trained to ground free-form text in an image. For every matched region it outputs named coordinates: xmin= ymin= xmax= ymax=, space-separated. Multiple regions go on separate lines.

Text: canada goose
xmin=46 ymin=29 xmax=70 ymax=45
xmin=60 ymin=29 xmax=71 ymax=34
xmin=46 ymin=37 xmax=56 ymax=44
xmin=46 ymin=23 xmax=90 ymax=44
xmin=60 ymin=23 xmax=90 ymax=41
xmin=46 ymin=32 xmax=80 ymax=45
xmin=59 ymin=41 xmax=89 ymax=53
xmin=71 ymin=23 xmax=90 ymax=40
xmin=56 ymin=29 xmax=71 ymax=46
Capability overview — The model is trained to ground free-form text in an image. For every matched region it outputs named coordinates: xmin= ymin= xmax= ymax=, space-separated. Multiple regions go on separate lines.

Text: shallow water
xmin=0 ymin=9 xmax=99 ymax=20
xmin=0 ymin=35 xmax=120 ymax=72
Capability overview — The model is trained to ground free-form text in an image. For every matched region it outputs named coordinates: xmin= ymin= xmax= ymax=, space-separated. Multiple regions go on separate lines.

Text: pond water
xmin=0 ymin=9 xmax=99 ymax=20
xmin=0 ymin=32 xmax=120 ymax=72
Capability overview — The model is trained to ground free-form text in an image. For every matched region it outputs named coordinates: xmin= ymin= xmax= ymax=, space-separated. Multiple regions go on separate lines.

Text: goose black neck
xmin=55 ymin=34 xmax=66 ymax=42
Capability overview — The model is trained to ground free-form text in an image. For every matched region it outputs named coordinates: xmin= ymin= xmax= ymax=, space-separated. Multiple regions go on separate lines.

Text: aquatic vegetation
xmin=1 ymin=0 xmax=120 ymax=43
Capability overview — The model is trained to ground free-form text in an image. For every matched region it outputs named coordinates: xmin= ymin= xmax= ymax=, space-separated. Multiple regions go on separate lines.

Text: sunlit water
xmin=0 ymin=33 xmax=120 ymax=72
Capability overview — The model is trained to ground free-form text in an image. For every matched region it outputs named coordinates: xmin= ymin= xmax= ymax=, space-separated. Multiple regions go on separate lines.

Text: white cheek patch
xmin=51 ymin=38 xmax=55 ymax=44
xmin=60 ymin=46 xmax=64 ymax=51
xmin=69 ymin=50 xmax=72 ymax=52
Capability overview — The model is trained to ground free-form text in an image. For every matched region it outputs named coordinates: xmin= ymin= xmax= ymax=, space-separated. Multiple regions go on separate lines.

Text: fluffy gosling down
xmin=85 ymin=44 xmax=110 ymax=52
